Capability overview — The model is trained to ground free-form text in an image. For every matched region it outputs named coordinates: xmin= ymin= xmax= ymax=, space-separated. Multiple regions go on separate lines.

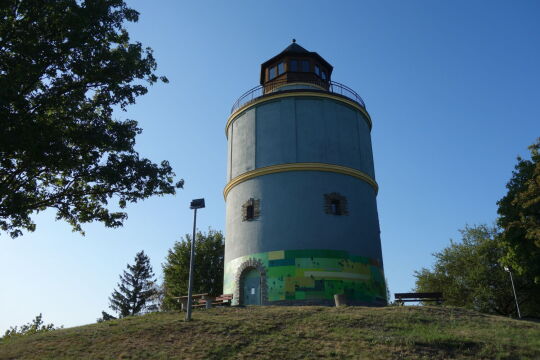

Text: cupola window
xmin=321 ymin=71 xmax=327 ymax=80
xmin=315 ymin=65 xmax=320 ymax=76
xmin=290 ymin=60 xmax=298 ymax=71
xmin=301 ymin=60 xmax=310 ymax=72
xmin=268 ymin=67 xmax=276 ymax=80
xmin=277 ymin=62 xmax=285 ymax=75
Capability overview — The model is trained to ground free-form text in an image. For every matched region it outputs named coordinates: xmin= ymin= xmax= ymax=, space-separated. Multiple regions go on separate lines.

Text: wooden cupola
xmin=260 ymin=40 xmax=334 ymax=90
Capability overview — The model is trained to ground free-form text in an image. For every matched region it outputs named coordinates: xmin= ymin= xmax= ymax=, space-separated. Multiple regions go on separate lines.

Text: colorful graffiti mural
xmin=224 ymin=249 xmax=386 ymax=304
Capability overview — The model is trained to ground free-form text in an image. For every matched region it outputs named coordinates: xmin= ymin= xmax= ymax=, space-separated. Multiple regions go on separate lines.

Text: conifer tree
xmin=106 ymin=251 xmax=158 ymax=318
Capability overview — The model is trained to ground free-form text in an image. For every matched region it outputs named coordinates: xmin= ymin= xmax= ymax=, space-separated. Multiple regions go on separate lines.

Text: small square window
xmin=277 ymin=62 xmax=284 ymax=75
xmin=290 ymin=60 xmax=298 ymax=71
xmin=242 ymin=198 xmax=260 ymax=221
xmin=324 ymin=193 xmax=348 ymax=216
xmin=301 ymin=60 xmax=310 ymax=72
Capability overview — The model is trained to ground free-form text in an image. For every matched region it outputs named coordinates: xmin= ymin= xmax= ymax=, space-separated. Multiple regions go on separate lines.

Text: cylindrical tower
xmin=223 ymin=41 xmax=386 ymax=306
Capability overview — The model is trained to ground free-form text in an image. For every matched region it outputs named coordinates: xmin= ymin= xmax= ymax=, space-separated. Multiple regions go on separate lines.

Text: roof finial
xmin=292 ymin=38 xmax=296 ymax=43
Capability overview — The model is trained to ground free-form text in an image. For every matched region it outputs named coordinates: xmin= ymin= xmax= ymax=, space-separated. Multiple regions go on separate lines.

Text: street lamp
xmin=185 ymin=198 xmax=205 ymax=322
xmin=504 ymin=266 xmax=521 ymax=319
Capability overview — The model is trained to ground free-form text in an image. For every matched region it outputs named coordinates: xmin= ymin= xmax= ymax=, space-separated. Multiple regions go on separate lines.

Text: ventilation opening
xmin=330 ymin=199 xmax=341 ymax=215
xmin=324 ymin=193 xmax=348 ymax=216
xmin=242 ymin=198 xmax=260 ymax=221
xmin=246 ymin=204 xmax=254 ymax=220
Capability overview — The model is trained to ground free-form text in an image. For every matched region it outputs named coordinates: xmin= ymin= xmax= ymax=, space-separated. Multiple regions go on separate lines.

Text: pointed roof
xmin=280 ymin=41 xmax=309 ymax=54
xmin=260 ymin=41 xmax=333 ymax=84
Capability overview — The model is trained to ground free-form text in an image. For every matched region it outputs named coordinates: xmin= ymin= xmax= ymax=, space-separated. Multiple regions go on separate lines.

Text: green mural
xmin=224 ymin=249 xmax=386 ymax=303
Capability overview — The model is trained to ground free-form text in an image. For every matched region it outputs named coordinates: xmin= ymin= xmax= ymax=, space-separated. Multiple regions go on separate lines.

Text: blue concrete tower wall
xmin=224 ymin=90 xmax=386 ymax=306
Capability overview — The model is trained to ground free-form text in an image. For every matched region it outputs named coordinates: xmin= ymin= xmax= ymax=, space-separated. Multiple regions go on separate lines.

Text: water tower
xmin=223 ymin=41 xmax=386 ymax=306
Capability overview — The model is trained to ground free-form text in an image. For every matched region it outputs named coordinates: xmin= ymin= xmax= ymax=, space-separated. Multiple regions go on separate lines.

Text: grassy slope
xmin=0 ymin=306 xmax=539 ymax=360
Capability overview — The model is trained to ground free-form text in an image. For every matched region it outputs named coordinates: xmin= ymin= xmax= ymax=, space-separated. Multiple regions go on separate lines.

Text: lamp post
xmin=504 ymin=266 xmax=521 ymax=319
xmin=185 ymin=198 xmax=205 ymax=322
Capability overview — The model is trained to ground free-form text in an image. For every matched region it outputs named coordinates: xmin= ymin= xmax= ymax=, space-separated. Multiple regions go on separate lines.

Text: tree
xmin=1 ymin=314 xmax=60 ymax=341
xmin=102 ymin=250 xmax=158 ymax=319
xmin=414 ymin=225 xmax=539 ymax=317
xmin=162 ymin=229 xmax=224 ymax=310
xmin=0 ymin=0 xmax=183 ymax=238
xmin=96 ymin=311 xmax=117 ymax=323
xmin=497 ymin=138 xmax=540 ymax=283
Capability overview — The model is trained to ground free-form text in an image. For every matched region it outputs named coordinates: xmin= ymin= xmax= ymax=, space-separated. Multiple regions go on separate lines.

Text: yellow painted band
xmin=223 ymin=162 xmax=378 ymax=199
xmin=225 ymin=91 xmax=372 ymax=138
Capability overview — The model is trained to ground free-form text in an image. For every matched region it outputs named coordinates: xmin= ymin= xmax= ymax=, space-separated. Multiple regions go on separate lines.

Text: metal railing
xmin=230 ymin=79 xmax=366 ymax=113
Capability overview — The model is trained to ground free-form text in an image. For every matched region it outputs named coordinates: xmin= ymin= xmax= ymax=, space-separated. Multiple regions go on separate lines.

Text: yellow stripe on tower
xmin=223 ymin=162 xmax=378 ymax=199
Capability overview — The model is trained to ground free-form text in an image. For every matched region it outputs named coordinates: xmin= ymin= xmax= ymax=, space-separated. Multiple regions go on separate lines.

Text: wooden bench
xmin=172 ymin=293 xmax=234 ymax=310
xmin=394 ymin=292 xmax=443 ymax=305
xmin=172 ymin=293 xmax=209 ymax=311
xmin=198 ymin=294 xmax=233 ymax=308
xmin=215 ymin=293 xmax=233 ymax=306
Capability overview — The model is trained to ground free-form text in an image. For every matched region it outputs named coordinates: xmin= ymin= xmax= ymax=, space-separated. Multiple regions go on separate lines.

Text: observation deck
xmin=231 ymin=78 xmax=366 ymax=114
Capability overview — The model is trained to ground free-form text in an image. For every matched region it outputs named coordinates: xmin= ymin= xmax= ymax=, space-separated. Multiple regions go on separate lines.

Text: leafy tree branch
xmin=0 ymin=0 xmax=183 ymax=237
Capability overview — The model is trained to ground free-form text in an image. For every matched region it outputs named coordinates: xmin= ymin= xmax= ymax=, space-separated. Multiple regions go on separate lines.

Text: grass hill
xmin=0 ymin=306 xmax=539 ymax=359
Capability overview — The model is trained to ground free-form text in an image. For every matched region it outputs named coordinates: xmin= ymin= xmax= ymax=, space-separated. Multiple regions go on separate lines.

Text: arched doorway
xmin=233 ymin=258 xmax=267 ymax=306
xmin=241 ymin=268 xmax=261 ymax=305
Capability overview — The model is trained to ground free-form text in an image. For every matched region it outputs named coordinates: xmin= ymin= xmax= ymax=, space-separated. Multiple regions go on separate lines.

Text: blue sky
xmin=1 ymin=0 xmax=539 ymax=332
